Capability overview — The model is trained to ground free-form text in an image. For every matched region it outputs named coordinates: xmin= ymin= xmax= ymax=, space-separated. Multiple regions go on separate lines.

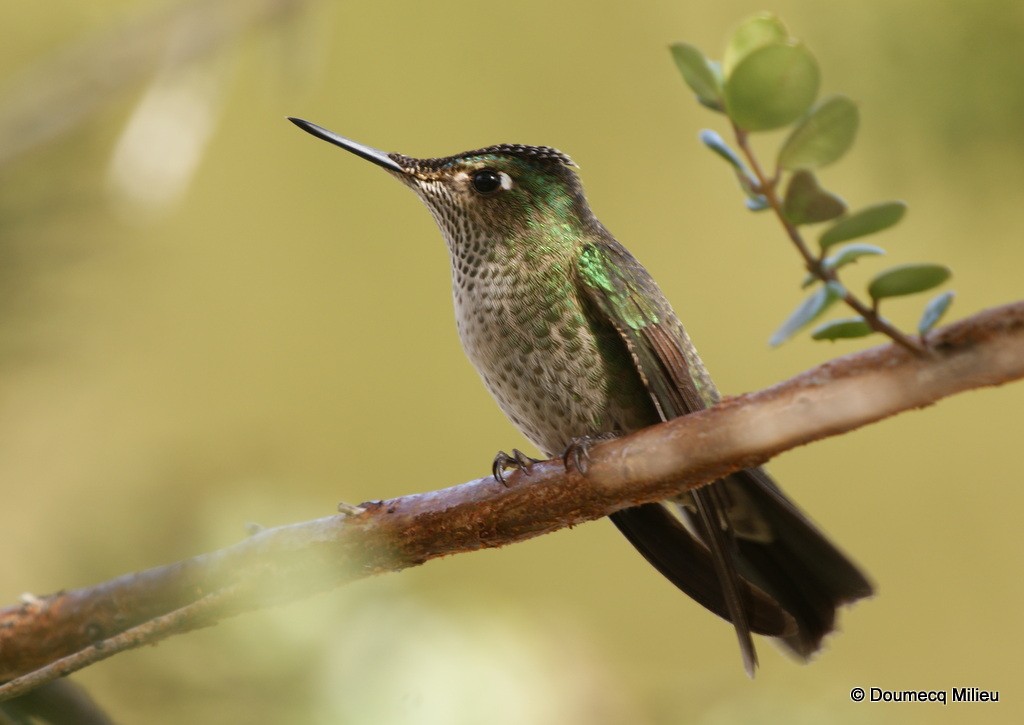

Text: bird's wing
xmin=575 ymin=240 xmax=792 ymax=674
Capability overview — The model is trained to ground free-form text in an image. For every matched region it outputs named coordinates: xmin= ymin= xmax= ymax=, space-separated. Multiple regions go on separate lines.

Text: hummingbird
xmin=289 ymin=117 xmax=873 ymax=674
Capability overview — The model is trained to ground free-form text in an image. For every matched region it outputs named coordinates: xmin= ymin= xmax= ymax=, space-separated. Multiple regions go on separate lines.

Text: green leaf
xmin=725 ymin=42 xmax=820 ymax=132
xmin=723 ymin=13 xmax=788 ymax=76
xmin=670 ymin=43 xmax=724 ymax=111
xmin=826 ymin=242 xmax=886 ymax=270
xmin=819 ymin=201 xmax=907 ymax=250
xmin=699 ymin=129 xmax=768 ymax=209
xmin=800 ymin=243 xmax=885 ymax=288
xmin=769 ymin=281 xmax=844 ymax=347
xmin=868 ymin=263 xmax=951 ymax=301
xmin=778 ymin=95 xmax=860 ymax=170
xmin=918 ymin=290 xmax=955 ymax=336
xmin=811 ymin=317 xmax=874 ymax=341
xmin=699 ymin=129 xmax=745 ymax=171
xmin=783 ymin=170 xmax=847 ymax=225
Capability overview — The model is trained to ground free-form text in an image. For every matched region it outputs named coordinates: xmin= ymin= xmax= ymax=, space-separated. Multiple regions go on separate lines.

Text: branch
xmin=2 ymin=300 xmax=1023 ymax=698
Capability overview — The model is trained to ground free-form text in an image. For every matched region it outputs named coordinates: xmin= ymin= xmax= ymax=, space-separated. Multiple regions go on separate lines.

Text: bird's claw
xmin=561 ymin=433 xmax=618 ymax=476
xmin=491 ymin=448 xmax=540 ymax=486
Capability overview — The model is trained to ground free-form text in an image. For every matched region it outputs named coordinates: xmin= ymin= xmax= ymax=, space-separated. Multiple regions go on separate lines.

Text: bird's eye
xmin=471 ymin=169 xmax=504 ymax=195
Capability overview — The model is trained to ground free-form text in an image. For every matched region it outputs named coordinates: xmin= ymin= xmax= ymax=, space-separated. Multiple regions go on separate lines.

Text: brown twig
xmin=0 ymin=586 xmax=240 ymax=702
xmin=731 ymin=123 xmax=927 ymax=355
xmin=1 ymin=300 xmax=1022 ymax=697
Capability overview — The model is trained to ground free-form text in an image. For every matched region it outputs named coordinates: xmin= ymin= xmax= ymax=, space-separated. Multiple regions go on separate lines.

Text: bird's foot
xmin=491 ymin=448 xmax=541 ymax=486
xmin=561 ymin=433 xmax=619 ymax=476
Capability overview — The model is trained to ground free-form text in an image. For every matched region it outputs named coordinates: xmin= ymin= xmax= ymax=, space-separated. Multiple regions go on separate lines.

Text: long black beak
xmin=288 ymin=117 xmax=405 ymax=173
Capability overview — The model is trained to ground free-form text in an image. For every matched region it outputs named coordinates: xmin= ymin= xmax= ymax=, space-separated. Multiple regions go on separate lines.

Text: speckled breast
xmin=449 ymin=252 xmax=656 ymax=456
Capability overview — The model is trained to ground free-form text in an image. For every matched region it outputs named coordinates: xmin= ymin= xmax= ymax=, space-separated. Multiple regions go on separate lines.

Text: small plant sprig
xmin=670 ymin=13 xmax=953 ymax=355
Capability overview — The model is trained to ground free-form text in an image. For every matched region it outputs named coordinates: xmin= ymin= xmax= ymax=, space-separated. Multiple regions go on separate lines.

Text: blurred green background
xmin=2 ymin=0 xmax=1022 ymax=722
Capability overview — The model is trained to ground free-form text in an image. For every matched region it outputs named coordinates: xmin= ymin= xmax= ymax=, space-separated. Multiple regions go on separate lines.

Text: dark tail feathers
xmin=610 ymin=466 xmax=872 ymax=662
